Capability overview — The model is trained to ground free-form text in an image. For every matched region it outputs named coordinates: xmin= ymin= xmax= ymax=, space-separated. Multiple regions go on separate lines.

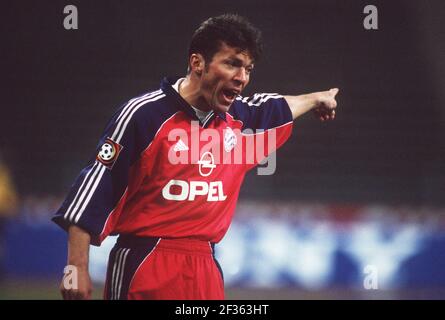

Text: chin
xmin=214 ymin=104 xmax=231 ymax=113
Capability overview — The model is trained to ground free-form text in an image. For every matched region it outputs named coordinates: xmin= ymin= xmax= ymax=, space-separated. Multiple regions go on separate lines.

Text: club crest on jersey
xmin=97 ymin=138 xmax=123 ymax=169
xmin=224 ymin=127 xmax=237 ymax=152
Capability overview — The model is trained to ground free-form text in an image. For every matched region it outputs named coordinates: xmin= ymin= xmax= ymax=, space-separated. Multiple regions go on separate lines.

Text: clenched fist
xmin=312 ymin=88 xmax=339 ymax=122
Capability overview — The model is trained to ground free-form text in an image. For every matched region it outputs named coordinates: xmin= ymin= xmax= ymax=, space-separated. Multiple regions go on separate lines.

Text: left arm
xmin=284 ymin=88 xmax=339 ymax=121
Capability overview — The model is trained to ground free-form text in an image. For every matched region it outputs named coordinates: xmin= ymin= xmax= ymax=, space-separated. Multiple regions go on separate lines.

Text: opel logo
xmin=197 ymin=151 xmax=216 ymax=177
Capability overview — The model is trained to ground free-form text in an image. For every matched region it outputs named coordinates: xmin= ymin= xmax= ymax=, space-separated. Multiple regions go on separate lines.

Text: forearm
xmin=67 ymin=225 xmax=91 ymax=269
xmin=284 ymin=94 xmax=318 ymax=120
xmin=60 ymin=225 xmax=93 ymax=299
xmin=284 ymin=88 xmax=339 ymax=121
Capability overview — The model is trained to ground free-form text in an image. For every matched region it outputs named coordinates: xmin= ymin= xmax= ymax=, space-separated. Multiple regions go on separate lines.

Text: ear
xmin=189 ymin=53 xmax=205 ymax=76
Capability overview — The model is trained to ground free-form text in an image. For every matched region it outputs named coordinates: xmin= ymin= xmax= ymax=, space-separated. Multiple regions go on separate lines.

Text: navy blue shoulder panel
xmin=228 ymin=94 xmax=292 ymax=131
xmin=52 ymin=88 xmax=177 ymax=244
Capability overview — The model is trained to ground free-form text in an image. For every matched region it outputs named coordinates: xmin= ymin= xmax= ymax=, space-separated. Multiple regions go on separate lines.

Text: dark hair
xmin=188 ymin=14 xmax=263 ymax=65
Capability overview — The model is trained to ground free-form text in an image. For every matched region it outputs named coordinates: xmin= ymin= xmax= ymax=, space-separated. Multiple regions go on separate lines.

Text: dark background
xmin=2 ymin=0 xmax=445 ymax=206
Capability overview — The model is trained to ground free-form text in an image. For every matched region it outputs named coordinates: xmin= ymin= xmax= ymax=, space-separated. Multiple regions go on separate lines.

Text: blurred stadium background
xmin=1 ymin=0 xmax=445 ymax=299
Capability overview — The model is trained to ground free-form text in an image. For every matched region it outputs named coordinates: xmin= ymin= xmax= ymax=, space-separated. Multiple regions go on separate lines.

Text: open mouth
xmin=222 ymin=89 xmax=240 ymax=102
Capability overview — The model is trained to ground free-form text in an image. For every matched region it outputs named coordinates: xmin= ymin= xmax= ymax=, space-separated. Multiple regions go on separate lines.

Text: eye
xmin=225 ymin=60 xmax=236 ymax=67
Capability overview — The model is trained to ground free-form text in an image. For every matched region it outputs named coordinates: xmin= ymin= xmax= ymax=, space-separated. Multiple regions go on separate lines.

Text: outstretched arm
xmin=60 ymin=225 xmax=93 ymax=300
xmin=284 ymin=88 xmax=339 ymax=121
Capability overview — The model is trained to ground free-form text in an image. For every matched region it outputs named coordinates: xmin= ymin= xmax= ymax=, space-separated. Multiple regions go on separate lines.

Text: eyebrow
xmin=227 ymin=56 xmax=254 ymax=68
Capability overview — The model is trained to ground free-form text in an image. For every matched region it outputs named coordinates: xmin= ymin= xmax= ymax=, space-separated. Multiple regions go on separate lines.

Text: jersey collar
xmin=161 ymin=77 xmax=227 ymax=124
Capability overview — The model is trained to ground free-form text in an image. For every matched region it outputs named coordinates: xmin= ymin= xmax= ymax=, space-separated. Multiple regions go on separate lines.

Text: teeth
xmin=223 ymin=89 xmax=239 ymax=101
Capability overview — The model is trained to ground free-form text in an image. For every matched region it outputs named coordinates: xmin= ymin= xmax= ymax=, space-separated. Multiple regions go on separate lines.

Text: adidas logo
xmin=173 ymin=139 xmax=189 ymax=152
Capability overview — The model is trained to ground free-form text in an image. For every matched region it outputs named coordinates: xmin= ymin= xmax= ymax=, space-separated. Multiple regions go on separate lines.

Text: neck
xmin=179 ymin=75 xmax=212 ymax=112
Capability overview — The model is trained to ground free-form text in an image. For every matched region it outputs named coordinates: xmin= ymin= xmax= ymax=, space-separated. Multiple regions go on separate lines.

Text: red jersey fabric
xmin=53 ymin=77 xmax=293 ymax=245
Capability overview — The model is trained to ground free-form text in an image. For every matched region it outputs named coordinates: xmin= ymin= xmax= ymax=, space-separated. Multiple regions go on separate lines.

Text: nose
xmin=233 ymin=68 xmax=248 ymax=86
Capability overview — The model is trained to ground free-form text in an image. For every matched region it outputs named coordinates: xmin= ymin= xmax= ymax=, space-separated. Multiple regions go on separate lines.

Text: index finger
xmin=329 ymin=88 xmax=339 ymax=97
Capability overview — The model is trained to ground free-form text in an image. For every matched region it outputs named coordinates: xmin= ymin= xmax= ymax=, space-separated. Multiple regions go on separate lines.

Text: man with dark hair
xmin=188 ymin=14 xmax=263 ymax=67
xmin=54 ymin=14 xmax=338 ymax=300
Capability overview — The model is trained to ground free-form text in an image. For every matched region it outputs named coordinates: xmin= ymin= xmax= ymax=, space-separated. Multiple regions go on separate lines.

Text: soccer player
xmin=53 ymin=14 xmax=338 ymax=300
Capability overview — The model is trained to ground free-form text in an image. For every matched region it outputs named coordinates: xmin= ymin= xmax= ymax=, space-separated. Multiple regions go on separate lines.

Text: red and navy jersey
xmin=52 ymin=77 xmax=293 ymax=245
